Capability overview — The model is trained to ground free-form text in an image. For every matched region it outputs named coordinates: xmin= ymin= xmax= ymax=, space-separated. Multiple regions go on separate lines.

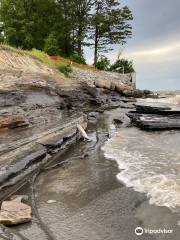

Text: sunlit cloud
xmin=124 ymin=41 xmax=180 ymax=58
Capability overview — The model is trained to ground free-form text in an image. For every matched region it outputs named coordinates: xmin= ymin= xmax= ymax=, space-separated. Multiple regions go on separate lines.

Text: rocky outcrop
xmin=72 ymin=67 xmax=136 ymax=95
xmin=128 ymin=102 xmax=180 ymax=130
xmin=0 ymin=114 xmax=87 ymax=198
xmin=135 ymin=102 xmax=172 ymax=113
xmin=0 ymin=46 xmax=136 ymax=205
xmin=128 ymin=113 xmax=180 ymax=130
xmin=123 ymin=89 xmax=153 ymax=98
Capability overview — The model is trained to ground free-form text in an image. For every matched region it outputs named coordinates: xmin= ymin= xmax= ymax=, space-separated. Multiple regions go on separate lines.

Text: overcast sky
xmin=85 ymin=0 xmax=180 ymax=90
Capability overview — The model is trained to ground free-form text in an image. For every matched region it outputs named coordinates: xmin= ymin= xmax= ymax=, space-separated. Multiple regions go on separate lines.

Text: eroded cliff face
xmin=0 ymin=46 xmax=136 ymax=200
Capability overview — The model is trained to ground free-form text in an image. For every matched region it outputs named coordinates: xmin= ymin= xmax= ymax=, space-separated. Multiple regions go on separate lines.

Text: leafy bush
xmin=110 ymin=59 xmax=134 ymax=73
xmin=96 ymin=56 xmax=110 ymax=70
xmin=44 ymin=33 xmax=60 ymax=56
xmin=69 ymin=52 xmax=86 ymax=64
xmin=57 ymin=63 xmax=73 ymax=76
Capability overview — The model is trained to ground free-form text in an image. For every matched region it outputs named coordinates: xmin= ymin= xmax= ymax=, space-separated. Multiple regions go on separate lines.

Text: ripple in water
xmin=102 ymin=128 xmax=180 ymax=212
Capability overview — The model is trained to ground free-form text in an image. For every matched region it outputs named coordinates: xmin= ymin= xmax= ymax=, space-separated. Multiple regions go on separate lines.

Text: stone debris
xmin=0 ymin=200 xmax=32 ymax=226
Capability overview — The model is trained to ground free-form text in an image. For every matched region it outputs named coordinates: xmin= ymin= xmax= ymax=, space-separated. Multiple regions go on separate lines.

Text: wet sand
xmin=13 ymin=110 xmax=180 ymax=240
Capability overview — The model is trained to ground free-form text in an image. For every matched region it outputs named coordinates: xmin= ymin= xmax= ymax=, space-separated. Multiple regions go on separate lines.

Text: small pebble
xmin=47 ymin=200 xmax=57 ymax=204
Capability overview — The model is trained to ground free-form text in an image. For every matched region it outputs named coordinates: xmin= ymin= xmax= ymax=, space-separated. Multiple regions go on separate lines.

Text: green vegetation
xmin=110 ymin=59 xmax=135 ymax=74
xmin=96 ymin=56 xmax=110 ymax=71
xmin=28 ymin=48 xmax=73 ymax=76
xmin=69 ymin=52 xmax=86 ymax=65
xmin=0 ymin=0 xmax=133 ymax=67
xmin=27 ymin=48 xmax=55 ymax=67
xmin=0 ymin=44 xmax=73 ymax=77
xmin=57 ymin=64 xmax=73 ymax=77
xmin=96 ymin=56 xmax=135 ymax=73
xmin=44 ymin=34 xmax=60 ymax=56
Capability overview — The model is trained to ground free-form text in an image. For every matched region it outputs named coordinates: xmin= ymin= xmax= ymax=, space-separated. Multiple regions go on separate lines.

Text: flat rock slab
xmin=135 ymin=103 xmax=171 ymax=113
xmin=135 ymin=102 xmax=180 ymax=115
xmin=0 ymin=200 xmax=31 ymax=226
xmin=128 ymin=113 xmax=180 ymax=130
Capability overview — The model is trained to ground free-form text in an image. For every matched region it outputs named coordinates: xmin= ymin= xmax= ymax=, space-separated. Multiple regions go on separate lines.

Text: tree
xmin=0 ymin=0 xmax=56 ymax=49
xmin=54 ymin=0 xmax=93 ymax=58
xmin=89 ymin=0 xmax=133 ymax=67
xmin=72 ymin=0 xmax=93 ymax=57
xmin=54 ymin=0 xmax=74 ymax=57
xmin=44 ymin=33 xmax=59 ymax=56
xmin=110 ymin=58 xmax=135 ymax=73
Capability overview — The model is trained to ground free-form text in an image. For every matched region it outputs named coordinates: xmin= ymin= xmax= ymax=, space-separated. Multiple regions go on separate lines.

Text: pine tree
xmin=72 ymin=0 xmax=93 ymax=57
xmin=89 ymin=0 xmax=133 ymax=67
xmin=54 ymin=0 xmax=74 ymax=56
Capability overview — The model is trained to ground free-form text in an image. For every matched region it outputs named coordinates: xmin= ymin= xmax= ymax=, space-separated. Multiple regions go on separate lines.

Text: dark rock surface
xmin=135 ymin=103 xmax=171 ymax=114
xmin=123 ymin=89 xmax=153 ymax=98
xmin=128 ymin=102 xmax=180 ymax=130
xmin=128 ymin=113 xmax=180 ymax=130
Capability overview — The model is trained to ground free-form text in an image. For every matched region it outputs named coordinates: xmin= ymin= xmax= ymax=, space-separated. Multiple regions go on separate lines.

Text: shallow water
xmin=103 ymin=127 xmax=180 ymax=212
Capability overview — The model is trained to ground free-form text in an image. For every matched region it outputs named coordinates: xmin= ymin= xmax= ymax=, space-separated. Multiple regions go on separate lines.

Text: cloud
xmin=129 ymin=43 xmax=180 ymax=57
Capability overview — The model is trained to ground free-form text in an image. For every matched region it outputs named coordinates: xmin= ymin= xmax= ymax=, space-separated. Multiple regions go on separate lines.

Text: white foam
xmin=139 ymin=95 xmax=180 ymax=105
xmin=102 ymin=129 xmax=180 ymax=212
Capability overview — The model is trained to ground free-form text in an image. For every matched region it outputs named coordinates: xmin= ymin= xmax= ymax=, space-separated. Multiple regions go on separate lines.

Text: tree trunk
xmin=94 ymin=25 xmax=98 ymax=67
xmin=77 ymin=38 xmax=82 ymax=57
xmin=77 ymin=25 xmax=82 ymax=57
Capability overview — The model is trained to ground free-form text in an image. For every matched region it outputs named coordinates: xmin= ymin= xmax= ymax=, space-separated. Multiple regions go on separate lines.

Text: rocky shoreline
xmin=0 ymin=47 xmax=139 ymax=228
xmin=0 ymin=47 xmax=179 ymax=239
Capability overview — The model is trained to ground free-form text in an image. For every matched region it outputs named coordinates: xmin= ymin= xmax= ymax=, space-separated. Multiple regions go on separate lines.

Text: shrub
xmin=96 ymin=56 xmax=110 ymax=70
xmin=110 ymin=59 xmax=134 ymax=73
xmin=69 ymin=52 xmax=86 ymax=64
xmin=44 ymin=33 xmax=60 ymax=56
xmin=57 ymin=63 xmax=73 ymax=76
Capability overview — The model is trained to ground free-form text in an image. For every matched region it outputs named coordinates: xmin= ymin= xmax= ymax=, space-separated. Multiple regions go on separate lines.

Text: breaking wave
xmin=102 ymin=128 xmax=180 ymax=212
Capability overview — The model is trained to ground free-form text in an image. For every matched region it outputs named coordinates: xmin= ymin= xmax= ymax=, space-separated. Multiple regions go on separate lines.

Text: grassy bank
xmin=0 ymin=44 xmax=73 ymax=76
xmin=0 ymin=44 xmax=96 ymax=76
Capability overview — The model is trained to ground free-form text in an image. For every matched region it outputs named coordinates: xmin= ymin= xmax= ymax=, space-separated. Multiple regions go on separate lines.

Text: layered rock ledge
xmin=0 ymin=46 xmax=137 ymax=203
xmin=128 ymin=101 xmax=180 ymax=130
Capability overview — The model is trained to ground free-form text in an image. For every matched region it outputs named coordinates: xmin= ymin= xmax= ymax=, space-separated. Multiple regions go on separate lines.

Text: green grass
xmin=27 ymin=49 xmax=73 ymax=76
xmin=0 ymin=44 xmax=73 ymax=76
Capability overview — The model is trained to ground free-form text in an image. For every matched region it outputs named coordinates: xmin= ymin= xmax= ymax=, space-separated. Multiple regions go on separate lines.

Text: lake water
xmin=103 ymin=96 xmax=180 ymax=212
